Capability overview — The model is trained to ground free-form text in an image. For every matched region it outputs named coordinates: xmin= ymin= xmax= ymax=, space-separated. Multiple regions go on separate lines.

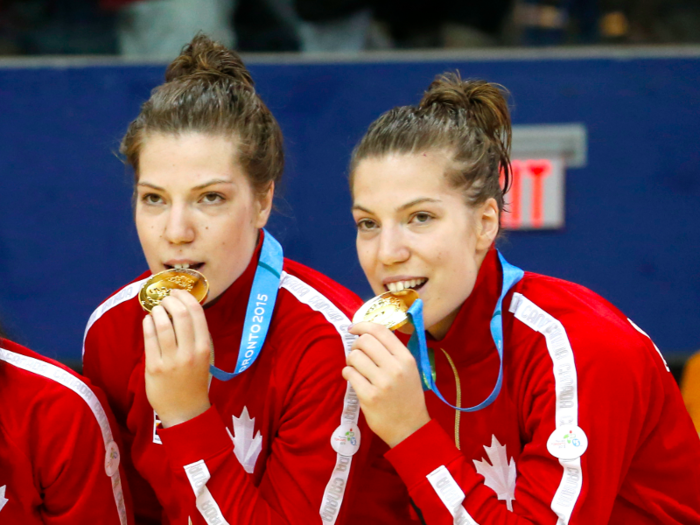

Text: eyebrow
xmin=352 ymin=197 xmax=442 ymax=214
xmin=137 ymin=179 xmax=234 ymax=191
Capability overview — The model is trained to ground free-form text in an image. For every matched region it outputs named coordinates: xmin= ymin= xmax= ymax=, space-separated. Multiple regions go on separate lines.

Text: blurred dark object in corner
xmin=235 ymin=0 xmax=299 ymax=52
xmin=295 ymin=0 xmax=369 ymax=22
xmin=0 ymin=0 xmax=117 ymax=55
xmin=373 ymin=0 xmax=512 ymax=49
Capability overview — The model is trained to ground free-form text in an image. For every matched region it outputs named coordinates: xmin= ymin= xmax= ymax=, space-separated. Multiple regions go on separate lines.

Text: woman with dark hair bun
xmin=0 ymin=327 xmax=134 ymax=522
xmin=83 ymin=34 xmax=366 ymax=524
xmin=344 ymin=73 xmax=700 ymax=524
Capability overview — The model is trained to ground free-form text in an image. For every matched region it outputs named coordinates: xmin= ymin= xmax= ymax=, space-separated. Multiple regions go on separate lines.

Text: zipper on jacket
xmin=439 ymin=348 xmax=462 ymax=450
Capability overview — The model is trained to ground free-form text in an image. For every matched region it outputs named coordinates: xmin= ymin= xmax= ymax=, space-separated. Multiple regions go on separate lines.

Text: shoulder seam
xmin=82 ymin=277 xmax=148 ymax=359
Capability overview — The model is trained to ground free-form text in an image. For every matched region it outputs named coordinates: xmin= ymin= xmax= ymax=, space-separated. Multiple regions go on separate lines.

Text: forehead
xmin=352 ymin=152 xmax=457 ymax=206
xmin=138 ymin=132 xmax=242 ymax=185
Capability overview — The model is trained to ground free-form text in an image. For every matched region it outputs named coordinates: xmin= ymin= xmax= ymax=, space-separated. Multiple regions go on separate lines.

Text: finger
xmin=143 ymin=314 xmax=162 ymax=371
xmin=171 ymin=290 xmax=211 ymax=358
xmin=342 ymin=365 xmax=376 ymax=403
xmin=160 ymin=293 xmax=195 ymax=356
xmin=350 ymin=321 xmax=414 ymax=359
xmin=351 ymin=333 xmax=395 ymax=370
xmin=150 ymin=305 xmax=178 ymax=359
xmin=346 ymin=348 xmax=385 ymax=386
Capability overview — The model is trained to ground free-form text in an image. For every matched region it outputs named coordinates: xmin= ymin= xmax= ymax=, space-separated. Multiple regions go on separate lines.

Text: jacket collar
xmin=424 ymin=248 xmax=502 ymax=366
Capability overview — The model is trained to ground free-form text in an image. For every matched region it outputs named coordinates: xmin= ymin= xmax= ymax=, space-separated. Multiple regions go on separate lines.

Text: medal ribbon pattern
xmin=406 ymin=251 xmax=524 ymax=412
xmin=210 ymin=229 xmax=284 ymax=381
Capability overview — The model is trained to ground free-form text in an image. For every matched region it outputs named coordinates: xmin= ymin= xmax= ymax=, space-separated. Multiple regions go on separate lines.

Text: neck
xmin=203 ymin=229 xmax=262 ymax=309
xmin=426 ymin=247 xmax=491 ymax=340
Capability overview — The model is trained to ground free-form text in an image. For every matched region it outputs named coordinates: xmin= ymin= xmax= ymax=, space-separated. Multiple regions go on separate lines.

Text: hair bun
xmin=420 ymin=72 xmax=511 ymax=154
xmin=165 ymin=33 xmax=254 ymax=88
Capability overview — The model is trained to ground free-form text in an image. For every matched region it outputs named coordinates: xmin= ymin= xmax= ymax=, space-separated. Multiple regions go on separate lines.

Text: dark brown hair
xmin=350 ymin=72 xmax=512 ymax=213
xmin=121 ymin=33 xmax=284 ymax=195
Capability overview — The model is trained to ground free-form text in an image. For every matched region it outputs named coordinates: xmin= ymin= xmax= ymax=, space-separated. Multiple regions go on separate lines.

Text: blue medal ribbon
xmin=210 ymin=229 xmax=284 ymax=381
xmin=406 ymin=252 xmax=524 ymax=412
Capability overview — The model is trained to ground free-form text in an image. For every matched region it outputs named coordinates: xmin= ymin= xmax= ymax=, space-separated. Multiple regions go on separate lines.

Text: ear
xmin=475 ymin=197 xmax=499 ymax=252
xmin=254 ymin=182 xmax=275 ymax=228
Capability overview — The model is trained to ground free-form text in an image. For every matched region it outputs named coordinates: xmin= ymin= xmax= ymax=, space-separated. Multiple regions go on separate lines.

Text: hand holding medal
xmin=139 ymin=231 xmax=284 ymax=428
xmin=141 ymin=270 xmax=213 ymax=428
xmin=343 ymin=290 xmax=431 ymax=448
xmin=345 ymin=253 xmax=524 ymax=448
xmin=345 ymin=251 xmax=525 ymax=444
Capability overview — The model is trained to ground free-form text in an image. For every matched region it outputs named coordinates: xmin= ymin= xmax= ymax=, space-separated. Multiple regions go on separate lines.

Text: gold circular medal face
xmin=352 ymin=289 xmax=419 ymax=330
xmin=139 ymin=269 xmax=209 ymax=313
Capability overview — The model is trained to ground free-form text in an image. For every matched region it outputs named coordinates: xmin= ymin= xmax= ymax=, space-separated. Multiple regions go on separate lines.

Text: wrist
xmin=386 ymin=414 xmax=431 ymax=448
xmin=159 ymin=401 xmax=212 ymax=428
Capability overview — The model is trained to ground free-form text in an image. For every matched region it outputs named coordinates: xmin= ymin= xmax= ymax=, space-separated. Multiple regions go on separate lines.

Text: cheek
xmin=135 ymin=216 xmax=151 ymax=241
xmin=212 ymin=223 xmax=246 ymax=256
xmin=435 ymin=245 xmax=470 ymax=280
xmin=356 ymin=242 xmax=374 ymax=270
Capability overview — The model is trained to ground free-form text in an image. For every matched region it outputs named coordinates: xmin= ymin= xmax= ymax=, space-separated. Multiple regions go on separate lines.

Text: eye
xmin=200 ymin=192 xmax=225 ymax=204
xmin=410 ymin=212 xmax=433 ymax=224
xmin=142 ymin=193 xmax=163 ymax=205
xmin=356 ymin=218 xmax=378 ymax=232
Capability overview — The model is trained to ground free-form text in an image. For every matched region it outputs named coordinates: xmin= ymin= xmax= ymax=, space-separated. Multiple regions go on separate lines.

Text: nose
xmin=164 ymin=202 xmax=195 ymax=245
xmin=377 ymin=224 xmax=410 ymax=266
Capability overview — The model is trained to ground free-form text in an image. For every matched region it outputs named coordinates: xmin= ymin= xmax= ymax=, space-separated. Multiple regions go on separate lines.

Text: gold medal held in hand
xmin=352 ymin=289 xmax=419 ymax=331
xmin=139 ymin=269 xmax=209 ymax=313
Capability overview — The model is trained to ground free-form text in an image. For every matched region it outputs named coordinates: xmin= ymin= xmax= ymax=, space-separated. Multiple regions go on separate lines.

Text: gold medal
xmin=352 ymin=289 xmax=419 ymax=330
xmin=139 ymin=269 xmax=209 ymax=313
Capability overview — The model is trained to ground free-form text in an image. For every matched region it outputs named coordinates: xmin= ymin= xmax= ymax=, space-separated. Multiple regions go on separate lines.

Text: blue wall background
xmin=0 ymin=52 xmax=699 ymax=362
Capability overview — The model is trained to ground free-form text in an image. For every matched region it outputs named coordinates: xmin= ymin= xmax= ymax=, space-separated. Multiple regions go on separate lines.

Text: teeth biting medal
xmin=139 ymin=268 xmax=209 ymax=312
xmin=352 ymin=289 xmax=419 ymax=330
xmin=352 ymin=253 xmax=525 ymax=414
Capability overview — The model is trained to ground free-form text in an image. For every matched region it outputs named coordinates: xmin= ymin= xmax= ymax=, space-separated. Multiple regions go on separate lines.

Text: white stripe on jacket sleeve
xmin=279 ymin=271 xmax=360 ymax=525
xmin=184 ymin=460 xmax=230 ymax=525
xmin=510 ymin=292 xmax=583 ymax=525
xmin=427 ymin=465 xmax=480 ymax=525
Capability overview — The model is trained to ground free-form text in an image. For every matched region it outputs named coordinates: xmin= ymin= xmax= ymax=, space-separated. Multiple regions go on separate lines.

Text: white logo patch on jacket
xmin=227 ymin=407 xmax=263 ymax=474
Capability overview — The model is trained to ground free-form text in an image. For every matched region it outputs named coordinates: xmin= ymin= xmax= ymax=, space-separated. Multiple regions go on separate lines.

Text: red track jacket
xmin=350 ymin=249 xmax=700 ymax=524
xmin=83 ymin=233 xmax=367 ymax=525
xmin=0 ymin=338 xmax=133 ymax=524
